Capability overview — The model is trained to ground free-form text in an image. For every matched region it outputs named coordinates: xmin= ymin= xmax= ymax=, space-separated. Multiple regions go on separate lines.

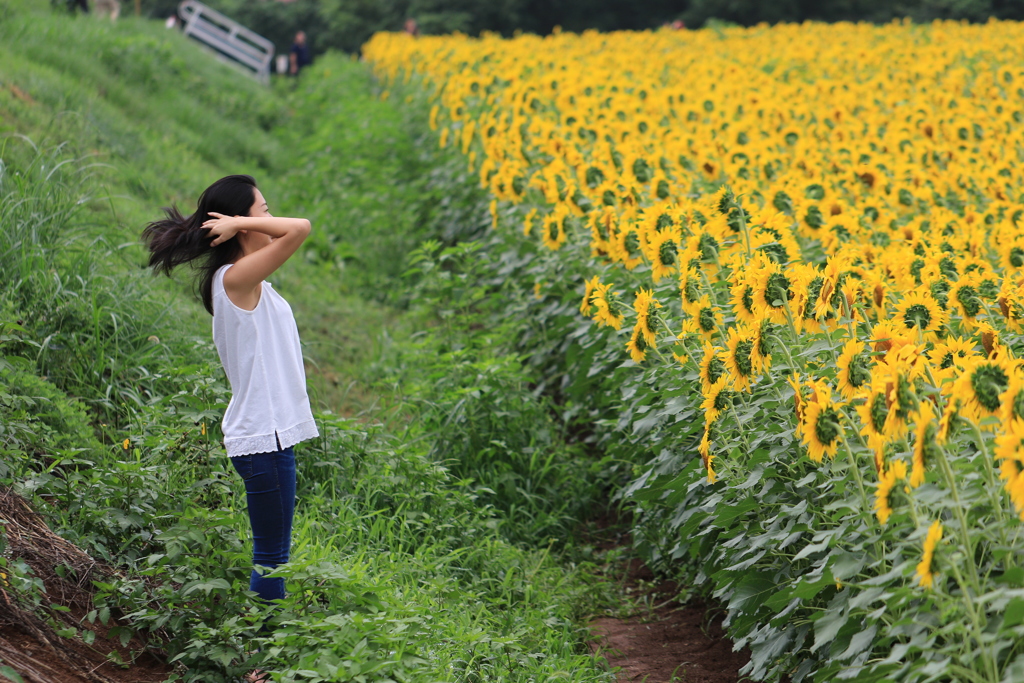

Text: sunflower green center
xmin=714 ymin=389 xmax=733 ymax=412
xmin=910 ymin=258 xmax=926 ymax=285
xmin=742 ymin=286 xmax=755 ymax=313
xmin=758 ymin=323 xmax=773 ymax=357
xmin=625 ymin=231 xmax=641 ymax=256
xmin=548 ymin=220 xmax=560 ymax=241
xmin=847 ymin=354 xmax=871 ymax=388
xmin=805 ymin=205 xmax=824 ymax=229
xmin=765 ymin=272 xmax=792 ymax=308
xmin=920 ymin=422 xmax=940 ymax=463
xmin=734 ymin=339 xmax=754 ymax=376
xmin=957 ymin=285 xmax=982 ymax=318
xmin=870 ymin=392 xmax=888 ymax=433
xmin=1011 ymin=246 xmax=1024 ymax=268
xmin=971 ymin=364 xmax=1009 ymax=412
xmin=815 ymin=407 xmax=842 ymax=446
xmin=605 ymin=293 xmax=622 ymax=318
xmin=707 ymin=357 xmax=726 ymax=384
xmin=698 ymin=306 xmax=717 ymax=333
xmin=893 ymin=375 xmax=918 ymax=420
xmin=698 ymin=233 xmax=719 ymax=261
xmin=659 ymin=240 xmax=678 ymax=267
xmin=684 ymin=278 xmax=700 ymax=305
xmin=804 ymin=277 xmax=825 ymax=319
xmin=902 ymin=303 xmax=932 ymax=329
xmin=1012 ymin=391 xmax=1024 ymax=422
xmin=931 ymin=279 xmax=951 ymax=309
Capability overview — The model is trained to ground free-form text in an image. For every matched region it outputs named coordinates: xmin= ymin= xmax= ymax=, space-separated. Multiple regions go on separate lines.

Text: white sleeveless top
xmin=212 ymin=264 xmax=319 ymax=457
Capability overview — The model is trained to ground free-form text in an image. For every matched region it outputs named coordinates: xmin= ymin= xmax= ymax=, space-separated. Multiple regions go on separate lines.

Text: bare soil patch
xmin=0 ymin=487 xmax=171 ymax=683
xmin=586 ymin=513 xmax=749 ymax=683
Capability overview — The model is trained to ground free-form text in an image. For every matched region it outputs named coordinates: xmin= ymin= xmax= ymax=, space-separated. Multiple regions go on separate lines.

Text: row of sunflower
xmin=365 ymin=18 xmax=1024 ymax=683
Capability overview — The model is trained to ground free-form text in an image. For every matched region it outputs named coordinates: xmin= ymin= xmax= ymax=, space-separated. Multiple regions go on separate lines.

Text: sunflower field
xmin=365 ymin=19 xmax=1024 ymax=683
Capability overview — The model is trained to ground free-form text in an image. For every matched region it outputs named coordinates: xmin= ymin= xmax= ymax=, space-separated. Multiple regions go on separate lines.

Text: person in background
xmin=60 ymin=0 xmax=89 ymax=14
xmin=94 ymin=0 xmax=120 ymax=20
xmin=403 ymin=18 xmax=419 ymax=36
xmin=289 ymin=31 xmax=311 ymax=76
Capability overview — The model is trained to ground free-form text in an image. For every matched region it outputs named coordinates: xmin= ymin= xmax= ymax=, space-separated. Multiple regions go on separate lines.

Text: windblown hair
xmin=142 ymin=175 xmax=257 ymax=315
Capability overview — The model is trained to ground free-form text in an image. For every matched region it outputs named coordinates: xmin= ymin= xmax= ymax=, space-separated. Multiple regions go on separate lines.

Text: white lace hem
xmin=224 ymin=419 xmax=320 ymax=457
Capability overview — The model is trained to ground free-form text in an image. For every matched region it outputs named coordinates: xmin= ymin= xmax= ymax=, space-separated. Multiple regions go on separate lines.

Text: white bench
xmin=178 ymin=0 xmax=274 ymax=84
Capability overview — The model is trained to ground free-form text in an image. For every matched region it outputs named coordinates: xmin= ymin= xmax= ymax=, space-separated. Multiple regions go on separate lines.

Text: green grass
xmin=0 ymin=2 xmax=617 ymax=681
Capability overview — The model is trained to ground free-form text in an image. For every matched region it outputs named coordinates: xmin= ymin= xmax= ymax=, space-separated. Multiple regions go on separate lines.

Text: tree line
xmin=139 ymin=0 xmax=1024 ymax=63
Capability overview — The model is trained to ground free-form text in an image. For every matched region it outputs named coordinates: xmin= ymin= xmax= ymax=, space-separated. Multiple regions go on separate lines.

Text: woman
xmin=143 ymin=175 xmax=316 ymax=675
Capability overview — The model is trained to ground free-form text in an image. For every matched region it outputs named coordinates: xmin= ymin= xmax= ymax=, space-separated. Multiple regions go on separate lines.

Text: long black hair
xmin=142 ymin=175 xmax=257 ymax=315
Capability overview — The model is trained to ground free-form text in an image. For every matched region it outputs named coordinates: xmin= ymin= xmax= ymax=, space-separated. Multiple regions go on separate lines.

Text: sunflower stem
xmin=947 ymin=559 xmax=999 ymax=683
xmin=735 ymin=191 xmax=753 ymax=261
xmin=967 ymin=420 xmax=1009 ymax=542
xmin=769 ymin=332 xmax=802 ymax=375
xmin=933 ymin=443 xmax=984 ymax=592
xmin=838 ymin=420 xmax=871 ymax=520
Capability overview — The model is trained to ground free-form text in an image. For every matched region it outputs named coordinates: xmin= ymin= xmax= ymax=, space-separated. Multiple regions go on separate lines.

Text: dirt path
xmin=587 ymin=516 xmax=749 ymax=683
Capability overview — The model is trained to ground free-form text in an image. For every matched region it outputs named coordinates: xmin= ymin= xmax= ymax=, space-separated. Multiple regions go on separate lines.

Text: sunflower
xmin=836 ymin=339 xmax=872 ymax=400
xmin=996 ymin=419 xmax=1024 ymax=520
xmin=590 ymin=282 xmax=626 ymax=330
xmin=800 ymin=382 xmax=843 ymax=463
xmin=789 ymin=264 xmax=825 ymax=333
xmin=682 ymin=295 xmax=722 ymax=341
xmin=855 ymin=377 xmax=892 ymax=472
xmin=938 ymin=397 xmax=962 ymax=443
xmin=893 ymin=289 xmax=948 ymax=335
xmin=874 ymin=459 xmax=907 ymax=525
xmin=625 ymin=289 xmax=661 ymax=362
xmin=646 ymin=228 xmax=682 ymax=283
xmin=949 ymin=355 xmax=1011 ymax=421
xmin=927 ymin=336 xmax=977 ymax=384
xmin=698 ymin=423 xmax=716 ymax=484
xmin=541 ymin=206 xmax=570 ymax=250
xmin=999 ymin=237 xmax=1024 ymax=273
xmin=975 ymin=321 xmax=1001 ymax=357
xmin=626 ymin=326 xmax=648 ymax=363
xmin=910 ymin=400 xmax=939 ymax=488
xmin=788 ymin=372 xmax=806 ymax=424
xmin=523 ymin=208 xmax=538 ymax=236
xmin=866 ymin=273 xmax=889 ymax=319
xmin=751 ymin=260 xmax=795 ymax=324
xmin=999 ymin=370 xmax=1024 ymax=424
xmin=611 ymin=225 xmax=644 ymax=270
xmin=998 ymin=289 xmax=1024 ymax=333
xmin=679 ymin=267 xmax=704 ymax=317
xmin=723 ymin=325 xmax=758 ymax=392
xmin=915 ymin=520 xmax=943 ymax=589
xmin=699 ymin=341 xmax=728 ymax=392
xmin=588 ymin=206 xmax=617 ymax=257
xmin=730 ymin=273 xmax=760 ymax=326
xmin=869 ymin=319 xmax=915 ymax=358
xmin=580 ymin=275 xmax=600 ymax=316
xmin=701 ymin=378 xmax=732 ymax=424
xmin=751 ymin=319 xmax=774 ymax=374
xmin=949 ymin=274 xmax=985 ymax=324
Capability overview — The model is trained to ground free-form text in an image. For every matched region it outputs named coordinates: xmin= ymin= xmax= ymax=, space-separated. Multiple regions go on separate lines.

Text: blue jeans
xmin=230 ymin=447 xmax=295 ymax=603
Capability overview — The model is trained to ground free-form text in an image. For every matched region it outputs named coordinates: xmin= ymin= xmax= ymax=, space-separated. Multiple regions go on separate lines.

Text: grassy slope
xmin=0 ymin=3 xmax=615 ymax=682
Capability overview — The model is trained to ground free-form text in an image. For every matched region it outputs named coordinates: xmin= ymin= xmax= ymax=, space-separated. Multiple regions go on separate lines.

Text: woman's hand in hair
xmin=202 ymin=212 xmax=244 ymax=247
